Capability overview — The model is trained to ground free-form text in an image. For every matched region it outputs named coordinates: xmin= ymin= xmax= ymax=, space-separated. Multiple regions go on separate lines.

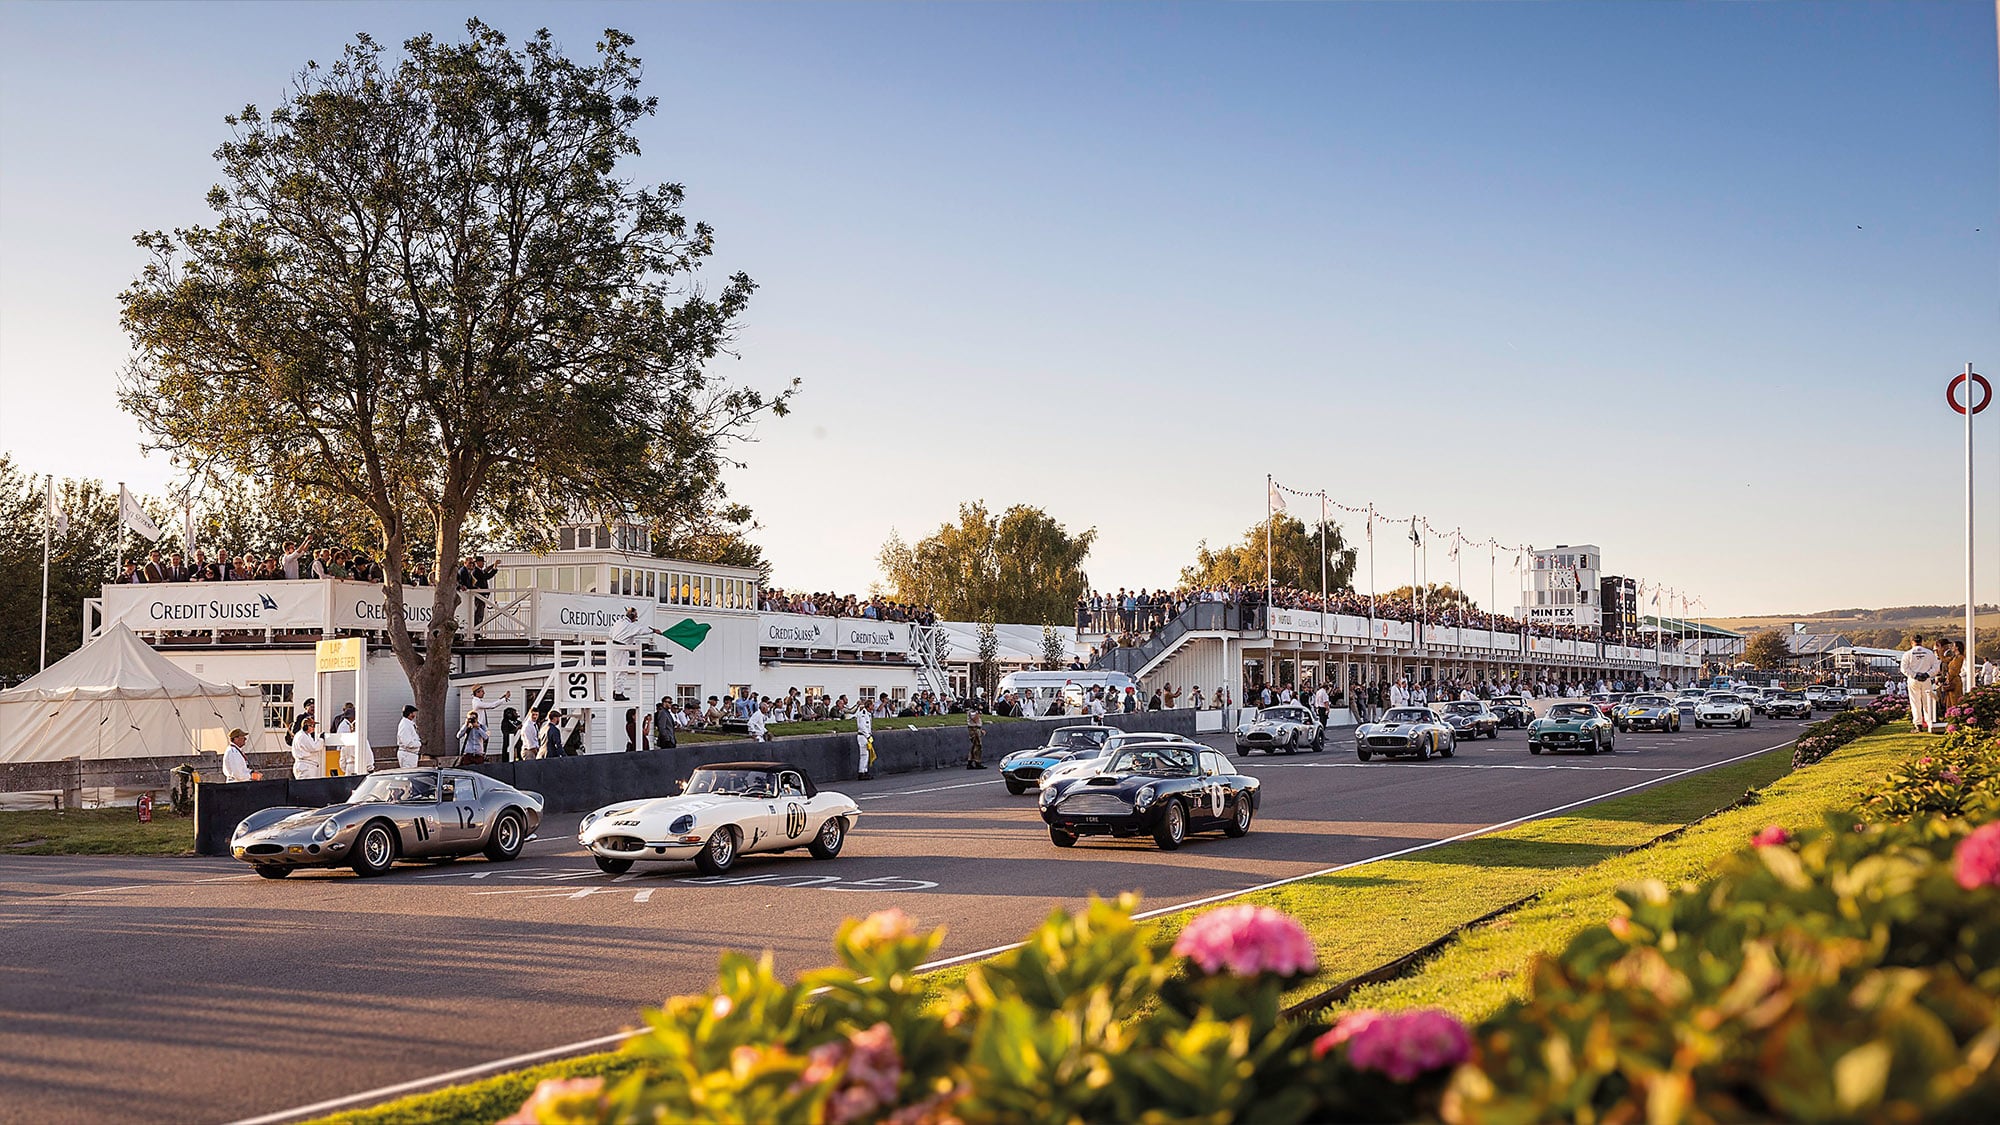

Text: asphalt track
xmin=0 ymin=717 xmax=1800 ymax=1125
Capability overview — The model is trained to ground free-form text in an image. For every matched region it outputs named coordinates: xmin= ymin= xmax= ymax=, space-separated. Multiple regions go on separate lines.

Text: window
xmin=729 ymin=684 xmax=754 ymax=705
xmin=557 ymin=567 xmax=576 ymax=593
xmin=645 ymin=571 xmax=656 ymax=598
xmin=858 ymin=685 xmax=876 ymax=702
xmin=675 ymin=684 xmax=701 ymax=708
xmin=536 ymin=567 xmax=554 ymax=591
xmin=254 ymin=682 xmax=295 ymax=732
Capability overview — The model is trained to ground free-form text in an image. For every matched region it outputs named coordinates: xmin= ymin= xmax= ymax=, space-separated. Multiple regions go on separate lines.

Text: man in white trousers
xmin=1902 ymin=635 xmax=1941 ymax=732
xmin=396 ymin=704 xmax=423 ymax=767
xmin=853 ymin=703 xmax=875 ymax=780
xmin=290 ymin=715 xmax=326 ymax=780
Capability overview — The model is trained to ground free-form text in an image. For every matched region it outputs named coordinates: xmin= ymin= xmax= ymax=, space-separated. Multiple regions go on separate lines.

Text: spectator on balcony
xmin=118 ymin=560 xmax=142 ymax=584
xmin=279 ymin=537 xmax=313 ymax=581
xmin=141 ymin=549 xmax=167 ymax=583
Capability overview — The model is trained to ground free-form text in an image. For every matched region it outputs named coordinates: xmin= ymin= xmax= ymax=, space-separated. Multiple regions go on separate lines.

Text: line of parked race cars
xmin=226 ymin=682 xmax=1857 ymax=879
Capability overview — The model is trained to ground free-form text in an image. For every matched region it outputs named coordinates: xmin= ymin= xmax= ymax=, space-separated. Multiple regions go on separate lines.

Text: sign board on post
xmin=315 ymin=637 xmax=363 ymax=673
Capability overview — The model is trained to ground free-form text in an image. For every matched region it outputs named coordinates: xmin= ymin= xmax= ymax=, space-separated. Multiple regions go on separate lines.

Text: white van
xmin=997 ymin=670 xmax=1136 ymax=715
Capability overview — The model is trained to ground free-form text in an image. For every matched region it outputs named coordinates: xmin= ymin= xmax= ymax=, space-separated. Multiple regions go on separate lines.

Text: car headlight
xmin=1134 ymin=785 xmax=1157 ymax=810
xmin=669 ymin=814 xmax=694 ymax=835
xmin=580 ymin=811 xmax=602 ymax=831
xmin=1039 ymin=786 xmax=1060 ymax=807
xmin=314 ymin=819 xmax=340 ymax=842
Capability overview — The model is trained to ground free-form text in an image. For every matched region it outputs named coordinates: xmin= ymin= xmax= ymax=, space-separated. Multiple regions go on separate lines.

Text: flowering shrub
xmin=1792 ymin=707 xmax=1888 ymax=767
xmin=1940 ymin=683 xmax=2000 ymax=734
xmin=1445 ymin=813 xmax=2000 ymax=1123
xmin=507 ymin=896 xmax=1460 ymax=1125
xmin=1865 ymin=743 xmax=2000 ymax=822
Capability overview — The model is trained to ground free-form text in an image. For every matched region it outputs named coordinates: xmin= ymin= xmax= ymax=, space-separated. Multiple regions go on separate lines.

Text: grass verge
xmin=1324 ymin=721 xmax=1921 ymax=1022
xmin=0 ymin=807 xmax=195 ymax=856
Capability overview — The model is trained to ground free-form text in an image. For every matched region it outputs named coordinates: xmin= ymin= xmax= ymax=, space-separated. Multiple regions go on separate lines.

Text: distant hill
xmin=1709 ymin=605 xmax=2000 ymax=649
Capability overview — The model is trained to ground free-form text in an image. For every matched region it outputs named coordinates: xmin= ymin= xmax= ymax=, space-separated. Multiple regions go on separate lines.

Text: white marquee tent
xmin=0 ymin=623 xmax=261 ymax=764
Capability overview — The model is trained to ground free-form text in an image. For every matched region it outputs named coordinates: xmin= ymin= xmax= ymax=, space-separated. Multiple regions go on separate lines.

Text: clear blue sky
xmin=3 ymin=1 xmax=1997 ymax=617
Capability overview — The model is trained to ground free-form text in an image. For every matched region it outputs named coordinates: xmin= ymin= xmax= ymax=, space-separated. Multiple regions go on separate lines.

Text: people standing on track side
xmin=1901 ymin=636 xmax=1940 ymax=732
xmin=1311 ymin=683 xmax=1331 ymax=725
xmin=222 ymin=727 xmax=255 ymax=782
xmin=652 ymin=699 xmax=676 ymax=749
xmin=747 ymin=701 xmax=770 ymax=743
xmin=457 ymin=710 xmax=489 ymax=762
xmin=537 ymin=709 xmax=563 ymax=760
xmin=396 ymin=704 xmax=422 ymax=768
xmin=1940 ymin=639 xmax=1967 ymax=720
xmin=965 ymin=705 xmax=985 ymax=769
xmin=520 ymin=706 xmax=543 ymax=759
xmin=852 ymin=702 xmax=875 ymax=780
xmin=290 ymin=714 xmax=326 ymax=779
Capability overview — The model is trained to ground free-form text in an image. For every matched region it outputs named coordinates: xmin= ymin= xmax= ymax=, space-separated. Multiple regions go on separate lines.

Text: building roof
xmin=1635 ymin=616 xmax=1744 ymax=640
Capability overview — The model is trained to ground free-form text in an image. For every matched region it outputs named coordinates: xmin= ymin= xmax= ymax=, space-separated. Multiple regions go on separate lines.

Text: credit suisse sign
xmin=759 ymin=613 xmax=909 ymax=654
xmin=102 ymin=580 xmax=325 ymax=630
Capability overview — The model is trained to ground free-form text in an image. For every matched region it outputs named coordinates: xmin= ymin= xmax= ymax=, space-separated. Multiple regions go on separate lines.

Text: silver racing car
xmin=230 ymin=768 xmax=544 ymax=878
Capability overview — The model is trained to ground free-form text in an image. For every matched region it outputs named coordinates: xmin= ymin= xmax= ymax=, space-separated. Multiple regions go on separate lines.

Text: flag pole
xmin=1318 ymin=493 xmax=1328 ymax=646
xmin=1265 ymin=474 xmax=1274 ymax=615
xmin=116 ymin=480 xmax=125 ymax=584
xmin=40 ymin=474 xmax=53 ymax=671
xmin=1965 ymin=361 xmax=1977 ymax=697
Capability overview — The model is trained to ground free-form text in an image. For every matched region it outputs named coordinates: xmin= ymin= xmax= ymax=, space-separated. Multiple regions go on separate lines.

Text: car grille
xmin=1059 ymin=793 xmax=1131 ymax=816
xmin=244 ymin=843 xmax=283 ymax=856
xmin=596 ymin=835 xmax=646 ymax=852
xmin=1542 ymin=733 xmax=1576 ymax=744
xmin=1365 ymin=735 xmax=1411 ymax=748
xmin=1011 ymin=766 xmax=1044 ymax=780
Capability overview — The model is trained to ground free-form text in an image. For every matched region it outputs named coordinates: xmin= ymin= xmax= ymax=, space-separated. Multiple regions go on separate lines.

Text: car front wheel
xmin=808 ymin=816 xmax=846 ymax=859
xmin=351 ymin=820 xmax=398 ymax=877
xmin=1004 ymin=778 xmax=1028 ymax=795
xmin=694 ymin=826 xmax=739 ymax=875
xmin=254 ymin=866 xmax=292 ymax=879
xmin=1528 ymin=740 xmax=1542 ymax=755
xmin=1049 ymin=825 xmax=1078 ymax=848
xmin=1154 ymin=801 xmax=1188 ymax=850
xmin=1357 ymin=747 xmax=1372 ymax=761
xmin=594 ymin=855 xmax=633 ymax=875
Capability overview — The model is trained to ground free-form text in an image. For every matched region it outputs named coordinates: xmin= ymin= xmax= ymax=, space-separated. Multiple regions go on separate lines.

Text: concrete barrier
xmin=191 ymin=711 xmax=1197 ymax=856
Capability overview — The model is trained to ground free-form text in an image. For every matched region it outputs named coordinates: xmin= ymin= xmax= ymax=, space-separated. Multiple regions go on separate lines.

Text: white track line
xmin=858 ymin=780 xmax=994 ymax=800
xmin=231 ymin=738 xmax=1791 ymax=1125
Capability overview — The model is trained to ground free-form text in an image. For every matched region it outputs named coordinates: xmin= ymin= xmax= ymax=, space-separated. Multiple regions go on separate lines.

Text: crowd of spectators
xmin=109 ymin=537 xmax=515 ymax=592
xmin=758 ymin=587 xmax=937 ymax=625
xmin=1079 ymin=582 xmax=1602 ymax=655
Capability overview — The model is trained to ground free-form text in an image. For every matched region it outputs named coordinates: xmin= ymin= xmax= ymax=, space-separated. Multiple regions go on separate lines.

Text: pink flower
xmin=1172 ymin=905 xmax=1318 ymax=977
xmin=1752 ymin=825 xmax=1791 ymax=847
xmin=1313 ymin=1009 xmax=1385 ymax=1058
xmin=501 ymin=1077 xmax=604 ymax=1125
xmin=794 ymin=1023 xmax=902 ymax=1125
xmin=1943 ymin=768 xmax=1963 ymax=785
xmin=1920 ymin=757 xmax=1934 ymax=767
xmin=848 ymin=909 xmax=917 ymax=950
xmin=1954 ymin=823 xmax=2000 ymax=891
xmin=1325 ymin=1009 xmax=1473 ymax=1081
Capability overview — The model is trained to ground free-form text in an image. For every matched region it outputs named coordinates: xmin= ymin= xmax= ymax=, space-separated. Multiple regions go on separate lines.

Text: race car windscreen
xmin=685 ymin=769 xmax=777 ymax=799
xmin=1383 ymin=709 xmax=1433 ymax=723
xmin=1549 ymin=704 xmax=1597 ymax=720
xmin=1442 ymin=702 xmax=1483 ymax=714
xmin=349 ymin=773 xmax=438 ymax=803
xmin=1630 ymin=696 xmax=1672 ymax=707
xmin=1051 ymin=728 xmax=1111 ymax=749
xmin=1104 ymin=746 xmax=1195 ymax=776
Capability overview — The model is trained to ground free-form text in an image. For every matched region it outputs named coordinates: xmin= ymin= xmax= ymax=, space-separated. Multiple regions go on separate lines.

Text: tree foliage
xmin=117 ymin=23 xmax=790 ymax=751
xmin=0 ymin=459 xmax=124 ymax=679
xmin=1745 ymin=628 xmax=1793 ymax=670
xmin=1041 ymin=624 xmax=1067 ymax=671
xmin=1380 ymin=583 xmax=1477 ymax=612
xmin=877 ymin=502 xmax=1095 ymax=624
xmin=1180 ymin=516 xmax=1357 ymax=593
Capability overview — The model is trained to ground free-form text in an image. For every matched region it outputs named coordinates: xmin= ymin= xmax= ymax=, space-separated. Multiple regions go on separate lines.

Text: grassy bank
xmin=0 ymin=807 xmax=195 ymax=856
xmin=1327 ymin=721 xmax=1920 ymax=1022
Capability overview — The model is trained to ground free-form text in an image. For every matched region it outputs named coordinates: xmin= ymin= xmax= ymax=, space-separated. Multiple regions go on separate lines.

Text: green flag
xmin=661 ymin=618 xmax=711 ymax=651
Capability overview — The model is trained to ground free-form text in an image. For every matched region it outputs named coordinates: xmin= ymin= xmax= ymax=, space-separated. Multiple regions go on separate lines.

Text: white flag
xmin=118 ymin=485 xmax=162 ymax=542
xmin=1267 ymin=480 xmax=1287 ymax=513
xmin=184 ymin=505 xmax=198 ymax=550
xmin=46 ymin=480 xmax=66 ymax=537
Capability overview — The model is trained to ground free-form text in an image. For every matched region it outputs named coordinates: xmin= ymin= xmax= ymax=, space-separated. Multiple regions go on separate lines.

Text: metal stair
xmin=1089 ymin=602 xmax=1255 ymax=678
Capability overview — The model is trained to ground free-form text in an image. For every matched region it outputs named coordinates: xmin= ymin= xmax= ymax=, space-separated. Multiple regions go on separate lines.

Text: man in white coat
xmin=290 ymin=715 xmax=326 ymax=780
xmin=853 ymin=703 xmax=875 ymax=780
xmin=396 ymin=705 xmax=423 ymax=768
xmin=340 ymin=728 xmax=373 ymax=776
xmin=747 ymin=701 xmax=770 ymax=743
xmin=609 ymin=608 xmax=665 ymax=700
xmin=222 ymin=728 xmax=255 ymax=783
xmin=1902 ymin=637 xmax=1941 ymax=731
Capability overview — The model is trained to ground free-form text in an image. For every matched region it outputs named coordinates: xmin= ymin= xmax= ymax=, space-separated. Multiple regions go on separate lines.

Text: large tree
xmin=877 ymin=502 xmax=1095 ymax=624
xmin=1181 ymin=515 xmax=1357 ymax=593
xmin=118 ymin=23 xmax=792 ymax=754
xmin=0 ymin=459 xmax=128 ymax=678
xmin=1745 ymin=628 xmax=1793 ymax=671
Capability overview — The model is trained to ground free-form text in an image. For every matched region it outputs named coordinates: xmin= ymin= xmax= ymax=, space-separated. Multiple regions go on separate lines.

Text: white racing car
xmin=578 ymin=761 xmax=861 ymax=875
xmin=1693 ymin=693 xmax=1753 ymax=729
xmin=1036 ymin=731 xmax=1206 ymax=790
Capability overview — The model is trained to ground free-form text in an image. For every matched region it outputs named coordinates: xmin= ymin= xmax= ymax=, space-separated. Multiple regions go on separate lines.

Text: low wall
xmin=191 ymin=711 xmax=1196 ymax=855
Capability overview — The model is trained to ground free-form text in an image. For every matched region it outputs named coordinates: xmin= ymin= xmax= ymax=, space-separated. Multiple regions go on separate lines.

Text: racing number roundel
xmin=785 ymin=803 xmax=806 ymax=839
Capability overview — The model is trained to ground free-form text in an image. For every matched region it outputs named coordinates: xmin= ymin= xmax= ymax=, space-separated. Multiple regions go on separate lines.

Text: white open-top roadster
xmin=578 ymin=762 xmax=861 ymax=875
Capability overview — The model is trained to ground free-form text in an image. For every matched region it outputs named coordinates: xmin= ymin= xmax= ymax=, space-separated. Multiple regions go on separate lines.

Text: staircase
xmin=1089 ymin=602 xmax=1255 ymax=678
xmin=909 ymin=625 xmax=954 ymax=699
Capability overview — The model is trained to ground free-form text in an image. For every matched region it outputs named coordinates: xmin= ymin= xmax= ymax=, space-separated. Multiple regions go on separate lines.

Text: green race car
xmin=1527 ymin=702 xmax=1617 ymax=755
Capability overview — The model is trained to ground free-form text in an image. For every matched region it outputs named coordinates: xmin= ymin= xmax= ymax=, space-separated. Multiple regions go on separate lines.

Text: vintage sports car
xmin=1806 ymin=685 xmax=1852 ymax=712
xmin=1000 ymin=725 xmax=1119 ymax=795
xmin=1039 ymin=741 xmax=1260 ymax=850
xmin=1435 ymin=701 xmax=1501 ymax=740
xmin=1614 ymin=694 xmax=1682 ymax=732
xmin=1233 ymin=703 xmax=1325 ymax=755
xmin=231 ymin=768 xmax=543 ymax=878
xmin=1693 ymin=693 xmax=1753 ymax=729
xmin=579 ymin=762 xmax=860 ymax=875
xmin=1527 ymin=703 xmax=1617 ymax=755
xmin=1037 ymin=732 xmax=1203 ymax=791
xmin=1764 ymin=690 xmax=1813 ymax=719
xmin=1588 ymin=692 xmax=1627 ymax=717
xmin=1488 ymin=696 xmax=1535 ymax=729
xmin=1355 ymin=707 xmax=1456 ymax=761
